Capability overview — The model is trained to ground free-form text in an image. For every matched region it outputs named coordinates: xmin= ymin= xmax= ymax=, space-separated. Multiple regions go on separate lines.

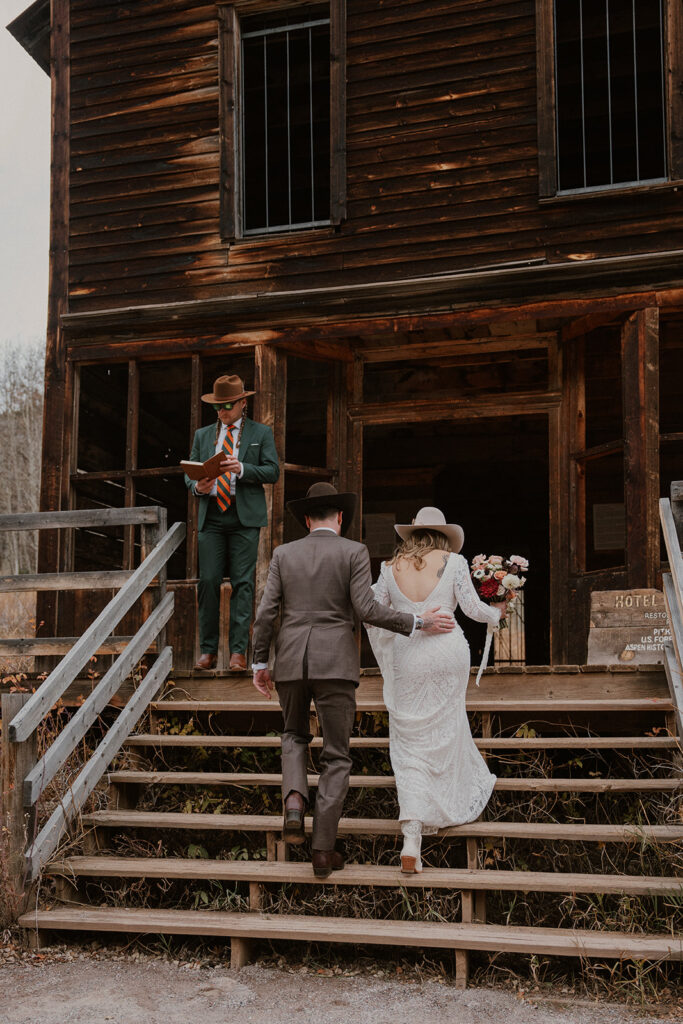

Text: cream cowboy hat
xmin=395 ymin=506 xmax=464 ymax=553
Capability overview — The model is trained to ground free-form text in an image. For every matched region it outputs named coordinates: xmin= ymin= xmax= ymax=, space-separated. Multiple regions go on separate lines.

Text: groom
xmin=251 ymin=482 xmax=454 ymax=877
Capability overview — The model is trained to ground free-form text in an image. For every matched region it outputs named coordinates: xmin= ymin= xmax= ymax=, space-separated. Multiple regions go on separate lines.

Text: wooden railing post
xmin=1 ymin=694 xmax=38 ymax=917
xmin=141 ymin=508 xmax=168 ymax=650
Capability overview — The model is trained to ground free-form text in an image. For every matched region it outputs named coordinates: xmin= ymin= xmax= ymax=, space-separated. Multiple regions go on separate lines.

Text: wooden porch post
xmin=1 ymin=694 xmax=38 ymax=918
xmin=621 ymin=309 xmax=660 ymax=588
xmin=253 ymin=345 xmax=287 ymax=606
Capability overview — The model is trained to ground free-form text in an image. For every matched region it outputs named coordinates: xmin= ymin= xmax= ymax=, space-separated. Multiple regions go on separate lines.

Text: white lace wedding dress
xmin=366 ymin=552 xmax=501 ymax=832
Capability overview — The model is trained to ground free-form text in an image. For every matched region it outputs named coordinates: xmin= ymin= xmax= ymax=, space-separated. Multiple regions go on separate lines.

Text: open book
xmin=180 ymin=452 xmax=226 ymax=481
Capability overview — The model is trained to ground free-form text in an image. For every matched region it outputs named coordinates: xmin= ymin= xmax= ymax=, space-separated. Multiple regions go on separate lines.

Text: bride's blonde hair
xmin=388 ymin=528 xmax=451 ymax=570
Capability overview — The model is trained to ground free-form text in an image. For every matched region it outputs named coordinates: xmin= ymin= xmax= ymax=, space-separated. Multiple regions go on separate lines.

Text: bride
xmin=365 ymin=507 xmax=504 ymax=873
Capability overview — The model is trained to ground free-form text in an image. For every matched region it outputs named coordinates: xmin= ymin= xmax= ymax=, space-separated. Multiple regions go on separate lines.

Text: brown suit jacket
xmin=252 ymin=530 xmax=415 ymax=684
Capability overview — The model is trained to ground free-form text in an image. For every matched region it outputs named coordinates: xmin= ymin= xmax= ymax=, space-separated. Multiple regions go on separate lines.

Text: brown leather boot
xmin=311 ymin=848 xmax=346 ymax=878
xmin=194 ymin=652 xmax=217 ymax=671
xmin=229 ymin=652 xmax=247 ymax=672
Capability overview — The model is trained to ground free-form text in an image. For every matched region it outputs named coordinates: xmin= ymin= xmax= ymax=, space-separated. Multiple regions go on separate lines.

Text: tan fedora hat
xmin=395 ymin=506 xmax=464 ymax=553
xmin=287 ymin=481 xmax=357 ymax=536
xmin=201 ymin=374 xmax=256 ymax=404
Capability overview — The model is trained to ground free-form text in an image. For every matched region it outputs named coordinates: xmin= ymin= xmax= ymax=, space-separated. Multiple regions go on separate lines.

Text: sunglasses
xmin=212 ymin=401 xmax=240 ymax=411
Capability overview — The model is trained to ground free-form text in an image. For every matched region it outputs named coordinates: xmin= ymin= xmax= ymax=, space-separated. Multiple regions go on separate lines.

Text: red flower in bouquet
xmin=478 ymin=577 xmax=500 ymax=599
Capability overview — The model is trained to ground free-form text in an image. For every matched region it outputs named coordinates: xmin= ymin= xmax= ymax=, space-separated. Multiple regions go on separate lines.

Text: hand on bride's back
xmin=421 ymin=605 xmax=456 ymax=635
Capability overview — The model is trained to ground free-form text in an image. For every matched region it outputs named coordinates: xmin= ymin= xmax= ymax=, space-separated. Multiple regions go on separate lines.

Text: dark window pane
xmin=585 ymin=329 xmax=622 ymax=448
xmin=77 ymin=363 xmax=128 ymax=472
xmin=660 ymin=323 xmax=683 ymax=434
xmin=138 ymin=359 xmax=192 ymax=470
xmin=243 ymin=35 xmax=267 ymax=232
xmin=635 ymin=0 xmax=666 ymax=179
xmin=241 ymin=10 xmax=330 ymax=232
xmin=311 ymin=24 xmax=330 ymax=220
xmin=73 ymin=478 xmax=126 ymax=571
xmin=555 ymin=0 xmax=585 ymax=190
xmin=133 ymin=474 xmax=187 ymax=580
xmin=288 ymin=27 xmax=315 ymax=225
xmin=582 ymin=2 xmax=611 ymax=188
xmin=266 ymin=33 xmax=290 ymax=228
xmin=555 ymin=0 xmax=665 ymax=190
xmin=585 ymin=452 xmax=625 ymax=571
xmin=609 ymin=0 xmax=639 ymax=182
xmin=285 ymin=356 xmax=329 ymax=467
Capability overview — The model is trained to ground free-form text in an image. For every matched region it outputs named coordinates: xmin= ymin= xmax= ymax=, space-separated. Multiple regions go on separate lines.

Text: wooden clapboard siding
xmin=66 ymin=0 xmax=683 ymax=313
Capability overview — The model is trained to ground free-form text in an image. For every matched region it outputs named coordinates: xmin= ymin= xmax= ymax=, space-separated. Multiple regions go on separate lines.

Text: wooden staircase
xmin=18 ymin=664 xmax=683 ymax=987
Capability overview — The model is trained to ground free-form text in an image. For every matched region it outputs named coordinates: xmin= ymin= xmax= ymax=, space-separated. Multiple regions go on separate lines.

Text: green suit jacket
xmin=184 ymin=418 xmax=280 ymax=531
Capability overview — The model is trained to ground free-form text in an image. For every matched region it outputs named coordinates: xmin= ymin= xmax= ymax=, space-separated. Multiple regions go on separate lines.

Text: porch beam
xmin=360 ymin=333 xmax=554 ymax=363
xmin=621 ymin=309 xmax=660 ymax=589
xmin=351 ymin=390 xmax=561 ymax=426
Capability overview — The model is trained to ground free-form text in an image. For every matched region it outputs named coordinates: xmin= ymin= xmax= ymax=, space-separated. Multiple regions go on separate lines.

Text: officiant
xmin=184 ymin=374 xmax=280 ymax=671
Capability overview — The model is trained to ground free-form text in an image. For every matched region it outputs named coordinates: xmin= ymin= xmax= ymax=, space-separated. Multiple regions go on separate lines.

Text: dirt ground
xmin=0 ymin=957 xmax=679 ymax=1024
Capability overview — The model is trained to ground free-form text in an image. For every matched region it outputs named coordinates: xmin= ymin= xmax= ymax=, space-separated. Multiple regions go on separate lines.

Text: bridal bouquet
xmin=470 ymin=553 xmax=529 ymax=625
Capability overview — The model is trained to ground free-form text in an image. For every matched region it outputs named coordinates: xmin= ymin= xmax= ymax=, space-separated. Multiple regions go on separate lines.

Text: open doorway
xmin=361 ymin=415 xmax=550 ymax=667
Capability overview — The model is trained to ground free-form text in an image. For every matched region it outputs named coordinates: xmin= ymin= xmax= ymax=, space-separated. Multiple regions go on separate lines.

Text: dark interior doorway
xmin=361 ymin=415 xmax=550 ymax=667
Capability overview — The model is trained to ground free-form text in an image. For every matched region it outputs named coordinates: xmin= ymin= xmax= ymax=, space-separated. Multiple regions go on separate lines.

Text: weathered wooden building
xmin=9 ymin=0 xmax=683 ymax=665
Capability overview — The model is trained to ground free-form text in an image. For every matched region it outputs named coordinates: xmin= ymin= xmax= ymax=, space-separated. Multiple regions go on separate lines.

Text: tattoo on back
xmin=437 ymin=554 xmax=448 ymax=578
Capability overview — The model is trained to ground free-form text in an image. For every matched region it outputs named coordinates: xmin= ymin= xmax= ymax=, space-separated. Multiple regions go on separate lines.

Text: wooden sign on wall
xmin=586 ymin=590 xmax=671 ymax=665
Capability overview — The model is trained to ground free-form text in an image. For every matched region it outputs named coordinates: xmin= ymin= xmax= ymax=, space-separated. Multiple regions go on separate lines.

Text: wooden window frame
xmin=218 ymin=0 xmax=346 ymax=241
xmin=536 ymin=0 xmax=683 ymax=199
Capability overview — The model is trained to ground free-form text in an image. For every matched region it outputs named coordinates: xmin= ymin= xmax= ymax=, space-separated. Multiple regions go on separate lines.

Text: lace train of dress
xmin=365 ymin=553 xmax=501 ymax=834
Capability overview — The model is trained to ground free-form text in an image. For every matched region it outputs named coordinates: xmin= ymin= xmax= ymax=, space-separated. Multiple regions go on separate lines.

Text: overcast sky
xmin=1 ymin=0 xmax=51 ymax=348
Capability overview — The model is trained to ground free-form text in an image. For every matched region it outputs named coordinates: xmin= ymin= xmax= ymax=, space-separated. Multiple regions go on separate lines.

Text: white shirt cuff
xmin=237 ymin=462 xmax=244 ymax=478
xmin=409 ymin=614 xmax=420 ymax=638
xmin=252 ymin=662 xmax=268 ymax=671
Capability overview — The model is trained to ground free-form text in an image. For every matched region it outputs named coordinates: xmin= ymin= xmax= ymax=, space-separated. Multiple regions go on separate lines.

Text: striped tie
xmin=215 ymin=424 xmax=236 ymax=512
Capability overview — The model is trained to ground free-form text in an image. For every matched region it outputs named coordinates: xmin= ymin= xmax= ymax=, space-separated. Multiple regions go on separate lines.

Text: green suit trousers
xmin=197 ymin=501 xmax=261 ymax=656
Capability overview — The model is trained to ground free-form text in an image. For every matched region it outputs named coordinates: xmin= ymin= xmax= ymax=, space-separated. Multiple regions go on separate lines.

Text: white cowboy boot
xmin=400 ymin=820 xmax=422 ymax=873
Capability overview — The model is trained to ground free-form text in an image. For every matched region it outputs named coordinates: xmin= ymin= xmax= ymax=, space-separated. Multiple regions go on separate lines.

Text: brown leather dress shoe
xmin=229 ymin=652 xmax=247 ymax=672
xmin=311 ymin=848 xmax=346 ymax=878
xmin=194 ymin=652 xmax=217 ymax=671
xmin=283 ymin=792 xmax=306 ymax=845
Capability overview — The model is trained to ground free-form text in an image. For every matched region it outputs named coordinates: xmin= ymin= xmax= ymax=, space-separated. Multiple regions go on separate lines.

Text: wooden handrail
xmin=0 ymin=507 xmax=162 ymax=531
xmin=0 ymin=570 xmax=138 ymax=593
xmin=659 ymin=483 xmax=683 ymax=738
xmin=8 ymin=521 xmax=185 ymax=744
xmin=2 ymin=507 xmax=186 ymax=884
xmin=22 ymin=593 xmax=175 ymax=807
xmin=24 ymin=647 xmax=173 ymax=880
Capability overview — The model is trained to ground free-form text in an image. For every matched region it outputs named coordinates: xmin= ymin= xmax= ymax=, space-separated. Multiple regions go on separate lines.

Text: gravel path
xmin=0 ymin=959 xmax=679 ymax=1024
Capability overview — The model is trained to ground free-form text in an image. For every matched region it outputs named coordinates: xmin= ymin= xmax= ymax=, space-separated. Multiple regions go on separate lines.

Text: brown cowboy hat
xmin=201 ymin=374 xmax=256 ymax=404
xmin=287 ymin=482 xmax=357 ymax=536
xmin=395 ymin=506 xmax=465 ymax=553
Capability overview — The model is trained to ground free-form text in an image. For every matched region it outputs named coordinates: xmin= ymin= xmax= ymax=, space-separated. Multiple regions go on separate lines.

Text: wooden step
xmin=82 ymin=810 xmax=683 ymax=843
xmin=151 ymin=697 xmax=675 ymax=714
xmin=125 ymin=733 xmax=681 ymax=751
xmin=18 ymin=907 xmax=683 ymax=961
xmin=48 ymin=856 xmax=683 ymax=897
xmin=109 ymin=770 xmax=683 ymax=793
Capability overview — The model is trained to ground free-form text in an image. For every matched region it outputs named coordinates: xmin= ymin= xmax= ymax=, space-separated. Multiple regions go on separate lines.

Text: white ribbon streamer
xmin=475 ymin=623 xmax=496 ymax=687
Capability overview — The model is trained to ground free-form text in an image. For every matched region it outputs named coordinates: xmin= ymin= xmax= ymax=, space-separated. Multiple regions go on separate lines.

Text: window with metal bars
xmin=554 ymin=0 xmax=666 ymax=193
xmin=240 ymin=9 xmax=331 ymax=234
